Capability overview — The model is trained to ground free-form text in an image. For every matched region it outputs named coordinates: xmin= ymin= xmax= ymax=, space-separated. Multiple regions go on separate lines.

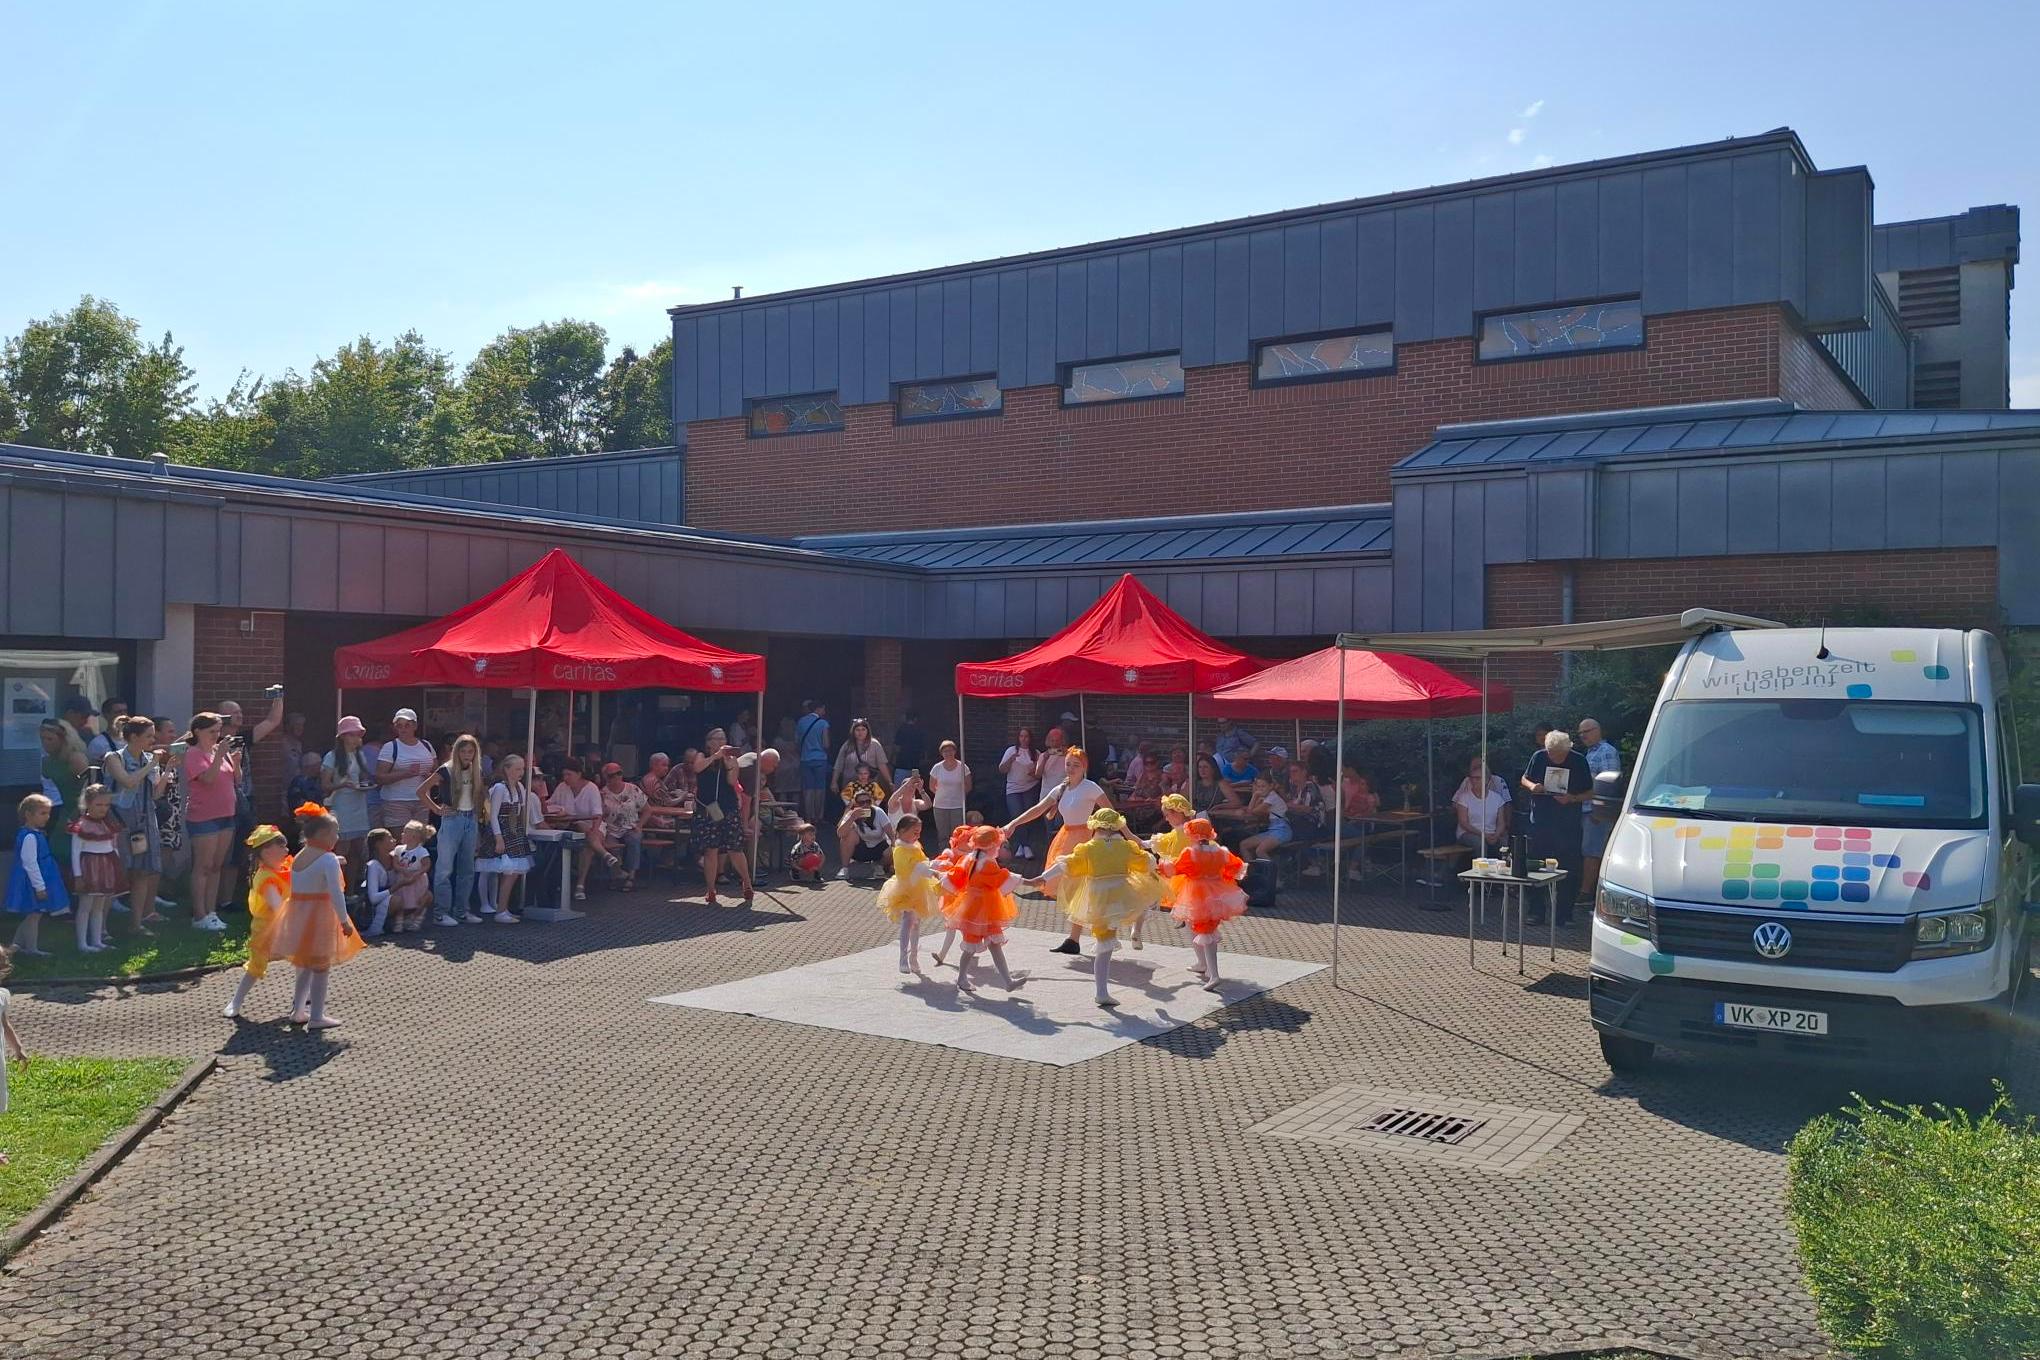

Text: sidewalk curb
xmin=0 ymin=1055 xmax=217 ymax=1264
xmin=14 ymin=961 xmax=239 ymax=993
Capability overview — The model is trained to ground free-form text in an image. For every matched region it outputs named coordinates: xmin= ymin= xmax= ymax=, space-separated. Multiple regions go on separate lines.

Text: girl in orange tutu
xmin=269 ymin=802 xmax=363 ymax=1029
xmin=1000 ymin=746 xmax=1113 ymax=958
xmin=1028 ymin=808 xmax=1163 ymax=1008
xmin=1167 ymin=818 xmax=1250 ymax=992
xmin=875 ymin=814 xmax=942 ymax=977
xmin=942 ymin=825 xmax=1025 ymax=996
xmin=925 ymin=821 xmax=976 ymax=969
xmin=1137 ymin=792 xmax=1196 ymax=947
xmin=224 ymin=824 xmax=292 ymax=1019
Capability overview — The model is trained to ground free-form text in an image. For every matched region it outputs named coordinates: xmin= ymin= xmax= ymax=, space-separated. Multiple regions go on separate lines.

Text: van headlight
xmin=1596 ymin=882 xmax=1652 ymax=929
xmin=1913 ymin=906 xmax=1992 ymax=958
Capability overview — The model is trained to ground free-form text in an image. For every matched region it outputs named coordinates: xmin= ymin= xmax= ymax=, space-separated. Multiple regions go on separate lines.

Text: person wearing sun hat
xmin=1027 ymin=806 xmax=1163 ymax=1009
xmin=1143 ymin=792 xmax=1197 ymax=915
xmin=1165 ymin=817 xmax=1251 ymax=992
xmin=941 ymin=824 xmax=1025 ymax=996
xmin=223 ymin=823 xmax=293 ymax=1019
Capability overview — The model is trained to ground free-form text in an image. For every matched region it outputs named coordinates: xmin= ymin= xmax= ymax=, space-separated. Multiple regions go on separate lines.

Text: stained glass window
xmin=746 ymin=392 xmax=844 ymax=437
xmin=1477 ymin=299 xmax=1644 ymax=362
xmin=1254 ymin=330 xmax=1395 ymax=385
xmin=897 ymin=376 xmax=1003 ymax=422
xmin=1062 ymin=354 xmax=1185 ymax=405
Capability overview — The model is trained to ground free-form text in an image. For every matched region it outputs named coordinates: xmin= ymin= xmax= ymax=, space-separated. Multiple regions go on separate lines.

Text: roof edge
xmin=671 ymin=129 xmax=1812 ymax=318
xmin=798 ymin=502 xmax=1393 ymax=549
xmin=327 ymin=445 xmax=682 ymax=483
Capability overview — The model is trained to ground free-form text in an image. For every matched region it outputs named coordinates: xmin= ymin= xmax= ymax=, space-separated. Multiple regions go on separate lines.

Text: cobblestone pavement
xmin=5 ymin=872 xmax=2034 ymax=1360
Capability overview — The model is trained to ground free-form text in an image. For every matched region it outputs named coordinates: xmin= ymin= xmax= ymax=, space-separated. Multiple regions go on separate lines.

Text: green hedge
xmin=1786 ymin=1088 xmax=2040 ymax=1359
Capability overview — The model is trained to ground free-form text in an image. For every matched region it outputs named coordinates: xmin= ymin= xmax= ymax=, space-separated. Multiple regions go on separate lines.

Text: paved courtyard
xmin=5 ymin=873 xmax=2035 ymax=1360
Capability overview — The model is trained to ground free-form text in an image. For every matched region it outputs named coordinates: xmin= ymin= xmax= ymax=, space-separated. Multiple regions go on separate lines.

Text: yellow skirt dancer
xmin=225 ymin=825 xmax=292 ymax=1020
xmin=1032 ymin=809 xmax=1164 ymax=1009
xmin=876 ymin=816 xmax=943 ymax=976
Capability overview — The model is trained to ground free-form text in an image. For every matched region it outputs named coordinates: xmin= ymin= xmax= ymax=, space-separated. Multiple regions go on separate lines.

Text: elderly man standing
xmin=1576 ymin=717 xmax=1622 ymax=913
xmin=1521 ymin=730 xmax=1592 ymax=927
xmin=746 ymin=748 xmax=786 ymax=881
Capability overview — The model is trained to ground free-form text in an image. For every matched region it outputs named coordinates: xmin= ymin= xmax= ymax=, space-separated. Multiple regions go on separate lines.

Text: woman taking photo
xmin=998 ymin=727 xmax=1043 ymax=862
xmin=691 ymin=728 xmax=754 ymax=907
xmin=322 ymin=716 xmax=375 ymax=885
xmin=830 ymin=718 xmax=890 ymax=792
xmin=180 ymin=713 xmax=237 ymax=931
xmin=38 ymin=719 xmax=89 ymax=888
xmin=103 ymin=716 xmax=167 ymax=934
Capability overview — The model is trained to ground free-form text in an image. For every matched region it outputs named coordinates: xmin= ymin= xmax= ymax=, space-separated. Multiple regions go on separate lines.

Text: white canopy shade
xmin=1337 ymin=608 xmax=1785 ymax=658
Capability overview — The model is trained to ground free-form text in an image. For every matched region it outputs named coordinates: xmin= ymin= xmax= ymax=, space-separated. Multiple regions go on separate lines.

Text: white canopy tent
xmin=1324 ymin=609 xmax=1785 ymax=982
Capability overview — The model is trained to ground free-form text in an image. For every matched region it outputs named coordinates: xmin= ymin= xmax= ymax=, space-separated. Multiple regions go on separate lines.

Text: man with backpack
xmin=794 ymin=700 xmax=831 ymax=828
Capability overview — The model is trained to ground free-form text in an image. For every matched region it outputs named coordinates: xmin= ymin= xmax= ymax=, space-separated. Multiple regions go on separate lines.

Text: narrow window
xmin=746 ymin=393 xmax=844 ymax=438
xmin=896 ymin=377 xmax=1003 ymax=423
xmin=1062 ymin=354 xmax=1185 ymax=406
xmin=1255 ymin=329 xmax=1394 ymax=386
xmin=1476 ymin=299 xmax=1643 ymax=362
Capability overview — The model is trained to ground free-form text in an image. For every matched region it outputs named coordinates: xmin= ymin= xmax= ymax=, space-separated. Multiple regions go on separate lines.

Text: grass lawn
xmin=7 ymin=910 xmax=248 ymax=985
xmin=0 ymin=1057 xmax=187 ymax=1235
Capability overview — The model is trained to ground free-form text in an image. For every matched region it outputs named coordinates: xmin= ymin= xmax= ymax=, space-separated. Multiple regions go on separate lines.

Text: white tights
xmin=1192 ymin=930 xmax=1223 ymax=991
xmin=955 ymin=940 xmax=1018 ymax=994
xmin=895 ymin=912 xmax=923 ymax=973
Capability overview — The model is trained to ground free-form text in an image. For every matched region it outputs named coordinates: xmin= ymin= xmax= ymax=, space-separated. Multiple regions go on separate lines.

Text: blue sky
xmin=6 ymin=1 xmax=2037 ymax=403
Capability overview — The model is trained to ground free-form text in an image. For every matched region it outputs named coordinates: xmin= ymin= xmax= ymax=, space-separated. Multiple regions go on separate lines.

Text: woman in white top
xmin=1001 ymin=746 xmax=1113 ymax=957
xmin=998 ymin=727 xmax=1044 ymax=861
xmin=374 ymin=708 xmax=437 ymax=831
xmin=886 ymin=770 xmax=932 ymax=822
xmin=926 ymin=740 xmax=971 ymax=846
xmin=475 ymin=753 xmax=536 ymax=921
xmin=1451 ymin=754 xmax=1512 ymax=853
xmin=1238 ymin=772 xmax=1292 ymax=861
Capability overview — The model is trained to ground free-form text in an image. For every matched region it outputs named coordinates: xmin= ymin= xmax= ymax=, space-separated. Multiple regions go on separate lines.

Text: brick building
xmin=0 ymin=127 xmax=2032 ymax=822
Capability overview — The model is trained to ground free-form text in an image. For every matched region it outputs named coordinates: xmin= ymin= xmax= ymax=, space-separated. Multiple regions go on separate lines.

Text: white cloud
xmin=1507 ymin=127 xmax=1527 ymax=146
xmin=1530 ymin=154 xmax=1555 ymax=169
xmin=1521 ymin=99 xmax=1545 ymax=119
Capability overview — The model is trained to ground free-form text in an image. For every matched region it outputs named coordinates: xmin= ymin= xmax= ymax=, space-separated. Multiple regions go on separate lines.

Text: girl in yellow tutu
xmin=269 ymin=802 xmax=363 ymax=1029
xmin=224 ymin=824 xmax=292 ymax=1019
xmin=1028 ymin=808 xmax=1164 ymax=1009
xmin=875 ymin=814 xmax=943 ymax=976
xmin=1141 ymin=792 xmax=1197 ymax=939
xmin=1000 ymin=746 xmax=1113 ymax=958
xmin=1166 ymin=818 xmax=1250 ymax=992
xmin=942 ymin=825 xmax=1025 ymax=996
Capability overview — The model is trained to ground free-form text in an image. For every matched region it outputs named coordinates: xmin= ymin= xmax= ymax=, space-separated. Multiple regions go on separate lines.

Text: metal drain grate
xmin=1361 ymin=1107 xmax=1485 ymax=1145
xmin=1253 ymin=1085 xmax=1583 ymax=1174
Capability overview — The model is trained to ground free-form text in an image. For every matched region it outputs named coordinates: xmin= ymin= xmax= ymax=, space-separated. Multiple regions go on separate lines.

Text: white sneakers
xmin=433 ymin=913 xmax=460 ymax=927
xmin=192 ymin=913 xmax=227 ymax=932
xmin=462 ymin=912 xmax=484 ymax=924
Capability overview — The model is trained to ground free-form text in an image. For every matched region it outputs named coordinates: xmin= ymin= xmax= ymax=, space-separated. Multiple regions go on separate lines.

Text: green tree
xmin=597 ymin=337 xmax=674 ymax=450
xmin=0 ymin=296 xmax=195 ymax=456
xmin=456 ymin=319 xmax=609 ymax=460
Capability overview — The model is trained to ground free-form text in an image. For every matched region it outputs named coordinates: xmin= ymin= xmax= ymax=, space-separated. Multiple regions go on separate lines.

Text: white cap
xmin=393 ymin=707 xmax=419 ymax=723
xmin=1060 ymin=711 xmax=1080 ymax=723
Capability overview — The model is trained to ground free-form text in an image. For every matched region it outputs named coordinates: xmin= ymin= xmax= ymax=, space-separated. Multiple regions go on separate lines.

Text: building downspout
xmin=1560 ymin=563 xmax=1577 ymax=687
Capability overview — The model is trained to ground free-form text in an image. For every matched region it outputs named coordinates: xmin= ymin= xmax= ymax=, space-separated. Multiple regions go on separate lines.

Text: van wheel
xmin=1599 ymin=1032 xmax=1656 ymax=1072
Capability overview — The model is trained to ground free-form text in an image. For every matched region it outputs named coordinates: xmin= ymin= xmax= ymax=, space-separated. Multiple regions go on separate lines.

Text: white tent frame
xmin=1324 ymin=609 xmax=1784 ymax=984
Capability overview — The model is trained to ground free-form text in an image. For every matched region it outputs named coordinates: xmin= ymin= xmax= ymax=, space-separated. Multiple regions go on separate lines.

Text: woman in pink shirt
xmin=180 ymin=713 xmax=238 ymax=932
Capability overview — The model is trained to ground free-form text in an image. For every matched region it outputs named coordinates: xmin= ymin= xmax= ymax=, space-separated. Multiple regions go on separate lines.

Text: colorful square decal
xmin=1847 ymin=684 xmax=1873 ymax=698
xmin=1844 ymin=828 xmax=1871 ymax=840
xmin=1814 ymin=838 xmax=1843 ymax=851
xmin=1841 ymin=883 xmax=1871 ymax=903
xmin=1842 ymin=866 xmax=1871 ymax=882
xmin=1699 ymin=837 xmax=1727 ymax=850
xmin=1651 ymin=818 xmax=1676 ymax=829
xmin=1923 ymin=665 xmax=1950 ymax=680
xmin=1843 ymin=852 xmax=1871 ymax=866
xmin=1890 ymin=649 xmax=1917 ymax=662
xmin=1811 ymin=865 xmax=1840 ymax=880
xmin=1901 ymin=871 xmax=1932 ymax=888
xmin=1722 ymin=865 xmax=1748 ymax=879
xmin=1872 ymin=853 xmax=1901 ymax=868
xmin=1781 ymin=881 xmax=1810 ymax=900
xmin=1810 ymin=882 xmax=1840 ymax=902
xmin=1676 ymin=826 xmax=1703 ymax=839
xmin=1786 ymin=826 xmax=1815 ymax=838
xmin=1721 ymin=880 xmax=1750 ymax=900
xmin=1751 ymin=882 xmax=1780 ymax=900
xmin=1751 ymin=863 xmax=1781 ymax=879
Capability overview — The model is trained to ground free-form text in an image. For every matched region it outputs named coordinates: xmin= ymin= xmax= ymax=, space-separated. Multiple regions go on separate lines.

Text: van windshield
xmin=1631 ymin=699 xmax=1987 ymax=829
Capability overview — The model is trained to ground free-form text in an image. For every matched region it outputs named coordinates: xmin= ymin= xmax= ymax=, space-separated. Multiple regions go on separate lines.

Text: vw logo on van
xmin=1752 ymin=922 xmax=1793 ymax=960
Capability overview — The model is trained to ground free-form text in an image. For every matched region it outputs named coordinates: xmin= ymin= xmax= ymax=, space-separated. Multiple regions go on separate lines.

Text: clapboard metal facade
xmin=1387 ymin=404 xmax=2040 ymax=630
xmin=1874 ymin=205 xmax=2022 ymax=272
xmin=671 ymin=130 xmax=1877 ymax=424
xmin=333 ymin=446 xmax=687 ymax=527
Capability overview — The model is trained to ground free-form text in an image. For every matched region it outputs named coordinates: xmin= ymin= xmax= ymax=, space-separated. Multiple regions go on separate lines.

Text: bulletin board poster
xmin=423 ymin=688 xmax=489 ymax=739
xmin=4 ymin=676 xmax=55 ymax=750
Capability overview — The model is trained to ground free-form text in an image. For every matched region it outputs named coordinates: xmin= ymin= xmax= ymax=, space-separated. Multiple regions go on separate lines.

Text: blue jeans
xmin=435 ymin=811 xmax=478 ymax=916
xmin=1006 ymin=790 xmax=1043 ymax=856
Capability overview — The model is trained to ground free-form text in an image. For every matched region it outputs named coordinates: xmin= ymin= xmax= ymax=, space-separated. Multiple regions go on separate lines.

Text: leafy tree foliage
xmin=598 ymin=337 xmax=673 ymax=451
xmin=456 ymin=319 xmax=609 ymax=461
xmin=0 ymin=296 xmax=196 ymax=456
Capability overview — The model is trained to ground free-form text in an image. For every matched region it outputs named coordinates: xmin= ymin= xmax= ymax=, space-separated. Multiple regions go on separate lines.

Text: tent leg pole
xmin=1079 ymin=693 xmax=1087 ymax=750
xmin=525 ymin=690 xmax=538 ymax=786
xmin=957 ymin=692 xmax=966 ymax=764
xmin=590 ymin=692 xmax=601 ymax=762
xmin=1333 ymin=649 xmax=1346 ymax=988
xmin=1294 ymin=718 xmax=1302 ymax=766
xmin=1186 ymin=691 xmax=1194 ymax=762
xmin=1426 ymin=718 xmax=1436 ymax=867
xmin=750 ymin=685 xmax=765 ymax=879
xmin=1480 ymin=659 xmax=1490 ymax=855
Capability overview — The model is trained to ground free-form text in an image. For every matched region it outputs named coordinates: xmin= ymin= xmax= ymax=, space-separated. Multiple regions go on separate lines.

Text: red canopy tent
xmin=334 ymin=550 xmax=768 ymax=908
xmin=954 ymin=573 xmax=1269 ymax=753
xmin=1195 ymin=646 xmax=1512 ymax=720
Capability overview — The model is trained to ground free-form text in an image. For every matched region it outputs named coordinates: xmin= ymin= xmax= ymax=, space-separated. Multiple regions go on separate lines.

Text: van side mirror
xmin=2014 ymin=784 xmax=2040 ymax=847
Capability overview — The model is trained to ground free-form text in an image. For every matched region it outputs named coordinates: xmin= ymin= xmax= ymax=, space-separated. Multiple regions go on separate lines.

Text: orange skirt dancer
xmin=266 ymin=858 xmax=365 ymax=972
xmin=942 ymin=826 xmax=1024 ymax=994
xmin=1167 ymin=819 xmax=1248 ymax=993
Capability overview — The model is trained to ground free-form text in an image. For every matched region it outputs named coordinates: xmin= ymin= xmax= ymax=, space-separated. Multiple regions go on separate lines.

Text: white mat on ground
xmin=651 ymin=927 xmax=1323 ymax=1066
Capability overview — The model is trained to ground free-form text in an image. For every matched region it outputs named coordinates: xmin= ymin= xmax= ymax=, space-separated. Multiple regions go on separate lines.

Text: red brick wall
xmin=1778 ymin=324 xmax=1869 ymax=410
xmin=192 ymin=606 xmax=291 ymax=808
xmin=685 ymin=304 xmax=1801 ymax=536
xmin=1486 ymin=548 xmax=2001 ymax=693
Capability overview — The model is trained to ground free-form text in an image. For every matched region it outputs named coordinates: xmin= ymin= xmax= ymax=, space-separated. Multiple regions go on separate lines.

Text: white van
xmin=1590 ymin=626 xmax=2036 ymax=1075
